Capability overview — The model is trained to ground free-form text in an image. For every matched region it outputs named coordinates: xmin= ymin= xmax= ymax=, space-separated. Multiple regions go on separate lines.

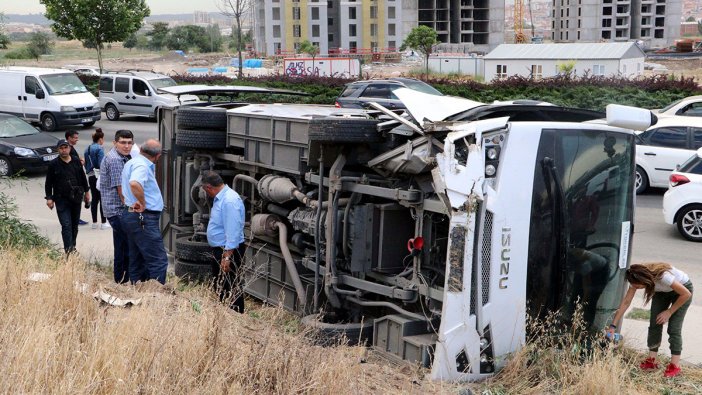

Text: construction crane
xmin=514 ymin=0 xmax=528 ymax=43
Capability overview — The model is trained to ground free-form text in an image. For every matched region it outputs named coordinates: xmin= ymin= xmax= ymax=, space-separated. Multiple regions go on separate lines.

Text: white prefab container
xmin=0 ymin=66 xmax=101 ymax=131
xmin=429 ymin=55 xmax=485 ymax=79
xmin=283 ymin=57 xmax=360 ymax=78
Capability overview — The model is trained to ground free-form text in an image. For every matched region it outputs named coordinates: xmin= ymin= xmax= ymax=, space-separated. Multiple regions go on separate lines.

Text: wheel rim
xmin=681 ymin=209 xmax=702 ymax=238
xmin=635 ymin=171 xmax=642 ymax=190
xmin=106 ymin=106 xmax=116 ymax=119
xmin=0 ymin=158 xmax=9 ymax=176
xmin=43 ymin=115 xmax=54 ymax=130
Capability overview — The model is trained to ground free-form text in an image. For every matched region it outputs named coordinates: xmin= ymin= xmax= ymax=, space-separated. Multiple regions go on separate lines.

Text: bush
xmin=0 ymin=178 xmax=54 ymax=250
xmin=2 ymin=47 xmax=33 ymax=59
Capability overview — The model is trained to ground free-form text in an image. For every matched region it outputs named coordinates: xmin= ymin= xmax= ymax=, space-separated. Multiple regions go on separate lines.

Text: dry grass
xmin=1 ymin=246 xmax=700 ymax=394
xmin=0 ymin=247 xmax=459 ymax=394
xmin=478 ymin=309 xmax=702 ymax=394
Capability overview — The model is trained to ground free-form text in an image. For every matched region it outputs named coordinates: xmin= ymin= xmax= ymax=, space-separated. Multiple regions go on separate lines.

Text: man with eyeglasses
xmin=99 ymin=129 xmax=134 ymax=283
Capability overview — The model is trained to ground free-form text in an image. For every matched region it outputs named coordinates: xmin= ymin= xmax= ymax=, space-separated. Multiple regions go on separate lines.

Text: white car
xmin=635 ymin=116 xmax=702 ymax=194
xmin=663 ymin=148 xmax=702 ymax=241
xmin=655 ymin=95 xmax=702 ymax=117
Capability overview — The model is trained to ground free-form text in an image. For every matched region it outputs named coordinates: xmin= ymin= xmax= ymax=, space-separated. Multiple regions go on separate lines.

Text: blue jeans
xmin=107 ymin=214 xmax=129 ymax=283
xmin=55 ymin=197 xmax=81 ymax=253
xmin=122 ymin=209 xmax=168 ymax=284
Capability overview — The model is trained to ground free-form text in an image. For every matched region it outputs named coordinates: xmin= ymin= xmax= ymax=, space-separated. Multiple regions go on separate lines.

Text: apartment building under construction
xmin=551 ymin=0 xmax=682 ymax=48
xmin=252 ymin=0 xmax=504 ymax=56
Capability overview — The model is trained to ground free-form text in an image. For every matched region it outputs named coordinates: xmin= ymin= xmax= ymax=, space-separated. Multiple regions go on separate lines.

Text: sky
xmin=2 ymin=0 xmax=223 ymax=15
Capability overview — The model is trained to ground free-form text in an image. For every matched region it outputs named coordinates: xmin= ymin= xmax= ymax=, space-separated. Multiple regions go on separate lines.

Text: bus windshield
xmin=527 ymin=128 xmax=635 ymax=331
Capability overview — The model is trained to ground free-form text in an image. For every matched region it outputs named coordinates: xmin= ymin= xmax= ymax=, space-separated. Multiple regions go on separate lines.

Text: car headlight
xmin=14 ymin=147 xmax=36 ymax=157
xmin=60 ymin=106 xmax=77 ymax=112
xmin=93 ymin=104 xmax=101 ymax=110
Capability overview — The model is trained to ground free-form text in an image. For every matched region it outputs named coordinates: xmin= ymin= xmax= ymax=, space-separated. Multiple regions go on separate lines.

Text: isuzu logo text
xmin=499 ymin=227 xmax=511 ymax=289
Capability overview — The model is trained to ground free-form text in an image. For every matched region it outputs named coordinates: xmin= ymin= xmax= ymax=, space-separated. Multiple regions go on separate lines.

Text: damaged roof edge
xmin=158 ymin=84 xmax=309 ymax=96
xmin=394 ymin=87 xmax=485 ymax=124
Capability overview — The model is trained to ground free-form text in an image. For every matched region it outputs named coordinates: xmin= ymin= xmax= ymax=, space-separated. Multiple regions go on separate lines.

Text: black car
xmin=0 ymin=114 xmax=60 ymax=177
xmin=335 ymin=78 xmax=443 ymax=110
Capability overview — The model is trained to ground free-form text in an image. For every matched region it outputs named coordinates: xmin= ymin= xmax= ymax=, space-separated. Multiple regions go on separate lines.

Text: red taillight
xmin=334 ymin=101 xmax=341 ymax=108
xmin=670 ymin=173 xmax=690 ymax=187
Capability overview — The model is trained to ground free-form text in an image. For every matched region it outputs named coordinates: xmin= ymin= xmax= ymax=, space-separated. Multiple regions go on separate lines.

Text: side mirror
xmin=145 ymin=89 xmax=150 ymax=96
xmin=36 ymin=89 xmax=45 ymax=99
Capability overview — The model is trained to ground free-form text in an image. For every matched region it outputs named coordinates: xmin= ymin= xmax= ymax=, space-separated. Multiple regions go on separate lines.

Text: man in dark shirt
xmin=45 ymin=139 xmax=90 ymax=254
xmin=65 ymin=130 xmax=88 ymax=225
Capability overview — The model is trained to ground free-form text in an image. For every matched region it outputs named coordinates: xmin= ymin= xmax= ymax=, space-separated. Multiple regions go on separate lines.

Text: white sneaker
xmin=91 ymin=223 xmax=98 ymax=229
xmin=100 ymin=223 xmax=111 ymax=230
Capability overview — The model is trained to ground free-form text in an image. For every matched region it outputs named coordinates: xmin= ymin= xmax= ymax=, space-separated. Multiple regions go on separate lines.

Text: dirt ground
xmin=22 ymin=47 xmax=702 ymax=81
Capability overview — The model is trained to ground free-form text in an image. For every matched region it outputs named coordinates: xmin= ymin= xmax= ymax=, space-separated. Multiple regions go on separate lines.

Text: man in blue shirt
xmin=202 ymin=171 xmax=245 ymax=312
xmin=121 ymin=139 xmax=168 ymax=284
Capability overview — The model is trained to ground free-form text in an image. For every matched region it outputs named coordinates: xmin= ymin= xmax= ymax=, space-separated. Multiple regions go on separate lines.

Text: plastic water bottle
xmin=605 ymin=332 xmax=622 ymax=343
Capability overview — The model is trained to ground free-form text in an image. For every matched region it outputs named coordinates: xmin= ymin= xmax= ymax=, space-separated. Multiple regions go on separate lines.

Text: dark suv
xmin=335 ymin=78 xmax=443 ymax=110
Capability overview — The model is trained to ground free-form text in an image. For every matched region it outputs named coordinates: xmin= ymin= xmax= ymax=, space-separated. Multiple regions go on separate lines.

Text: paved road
xmin=633 ymin=190 xmax=701 ymax=306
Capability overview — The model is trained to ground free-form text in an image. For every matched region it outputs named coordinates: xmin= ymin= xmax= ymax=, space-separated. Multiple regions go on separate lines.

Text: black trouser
xmin=55 ymin=197 xmax=81 ymax=254
xmin=211 ymin=245 xmax=245 ymax=313
xmin=88 ymin=175 xmax=105 ymax=223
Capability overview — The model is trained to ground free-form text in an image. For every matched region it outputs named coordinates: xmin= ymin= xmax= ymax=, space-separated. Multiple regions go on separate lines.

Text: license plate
xmin=81 ymin=118 xmax=92 ymax=123
xmin=43 ymin=154 xmax=58 ymax=161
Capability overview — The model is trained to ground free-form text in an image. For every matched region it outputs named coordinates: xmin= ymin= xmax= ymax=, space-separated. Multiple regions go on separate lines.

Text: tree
xmin=135 ymin=34 xmax=149 ymax=50
xmin=556 ymin=60 xmax=576 ymax=78
xmin=400 ymin=25 xmax=439 ymax=77
xmin=0 ymin=13 xmax=10 ymax=49
xmin=123 ymin=33 xmax=138 ymax=51
xmin=165 ymin=25 xmax=209 ymax=52
xmin=40 ymin=0 xmax=150 ymax=71
xmin=148 ymin=22 xmax=169 ymax=51
xmin=27 ymin=32 xmax=54 ymax=60
xmin=203 ymin=24 xmax=223 ymax=53
xmin=218 ymin=0 xmax=253 ymax=79
xmin=298 ymin=40 xmax=320 ymax=76
xmin=228 ymin=30 xmax=251 ymax=50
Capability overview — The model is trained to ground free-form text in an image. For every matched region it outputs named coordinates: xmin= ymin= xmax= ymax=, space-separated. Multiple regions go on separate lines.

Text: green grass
xmin=626 ymin=307 xmax=651 ymax=321
xmin=0 ymin=40 xmax=166 ymax=63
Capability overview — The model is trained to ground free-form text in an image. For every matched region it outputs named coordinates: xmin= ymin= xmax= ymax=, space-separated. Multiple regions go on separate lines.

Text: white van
xmin=0 ymin=66 xmax=101 ymax=131
xmin=98 ymin=70 xmax=200 ymax=121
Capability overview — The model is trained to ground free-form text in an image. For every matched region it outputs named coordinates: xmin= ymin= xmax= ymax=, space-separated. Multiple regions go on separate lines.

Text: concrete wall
xmin=429 ymin=56 xmax=485 ymax=79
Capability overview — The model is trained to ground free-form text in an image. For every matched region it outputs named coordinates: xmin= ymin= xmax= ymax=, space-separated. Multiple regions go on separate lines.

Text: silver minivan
xmin=98 ymin=70 xmax=199 ymax=121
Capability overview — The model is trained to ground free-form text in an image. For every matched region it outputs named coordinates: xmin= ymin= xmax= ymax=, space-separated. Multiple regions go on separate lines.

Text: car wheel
xmin=0 ymin=156 xmax=13 ymax=177
xmin=174 ymin=258 xmax=215 ymax=283
xmin=176 ymin=107 xmax=227 ymax=130
xmin=176 ymin=129 xmax=226 ymax=149
xmin=175 ymin=235 xmax=214 ymax=262
xmin=635 ymin=166 xmax=649 ymax=194
xmin=308 ymin=117 xmax=382 ymax=143
xmin=41 ymin=113 xmax=57 ymax=132
xmin=105 ymin=104 xmax=120 ymax=121
xmin=676 ymin=204 xmax=702 ymax=242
